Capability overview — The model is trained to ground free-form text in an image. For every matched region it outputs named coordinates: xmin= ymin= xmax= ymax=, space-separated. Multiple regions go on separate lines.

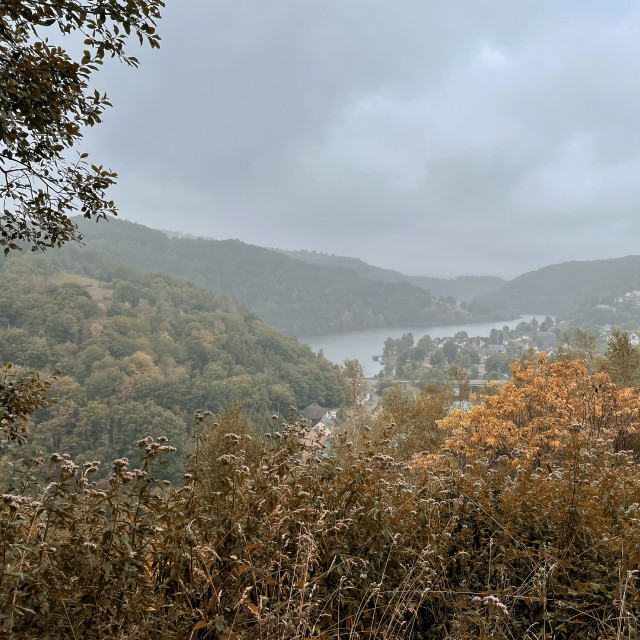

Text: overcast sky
xmin=83 ymin=1 xmax=640 ymax=278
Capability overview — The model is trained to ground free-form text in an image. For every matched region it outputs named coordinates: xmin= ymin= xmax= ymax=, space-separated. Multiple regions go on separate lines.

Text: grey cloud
xmin=83 ymin=1 xmax=640 ymax=277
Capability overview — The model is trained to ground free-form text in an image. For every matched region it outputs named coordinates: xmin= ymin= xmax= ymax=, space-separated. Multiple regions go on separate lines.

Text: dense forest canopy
xmin=476 ymin=254 xmax=640 ymax=316
xmin=277 ymin=248 xmax=506 ymax=301
xmin=70 ymin=217 xmax=507 ymax=335
xmin=0 ymin=250 xmax=344 ymax=476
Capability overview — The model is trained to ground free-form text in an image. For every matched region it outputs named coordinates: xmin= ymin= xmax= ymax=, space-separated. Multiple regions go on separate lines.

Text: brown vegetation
xmin=1 ymin=357 xmax=640 ymax=638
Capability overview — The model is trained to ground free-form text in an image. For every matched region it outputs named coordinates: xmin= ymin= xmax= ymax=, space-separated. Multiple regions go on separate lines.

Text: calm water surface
xmin=300 ymin=315 xmax=544 ymax=376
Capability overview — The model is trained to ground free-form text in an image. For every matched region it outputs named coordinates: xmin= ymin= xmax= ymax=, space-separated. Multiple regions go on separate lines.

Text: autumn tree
xmin=340 ymin=358 xmax=367 ymax=415
xmin=439 ymin=354 xmax=640 ymax=466
xmin=0 ymin=0 xmax=164 ymax=254
xmin=561 ymin=325 xmax=598 ymax=369
xmin=599 ymin=327 xmax=640 ymax=387
xmin=375 ymin=381 xmax=451 ymax=459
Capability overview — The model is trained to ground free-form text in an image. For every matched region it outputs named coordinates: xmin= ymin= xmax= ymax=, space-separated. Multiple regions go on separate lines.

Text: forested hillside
xmin=279 ymin=248 xmax=506 ymax=300
xmin=476 ymin=254 xmax=640 ymax=315
xmin=72 ymin=218 xmax=503 ymax=334
xmin=5 ymin=0 xmax=640 ymax=636
xmin=0 ymin=251 xmax=344 ymax=476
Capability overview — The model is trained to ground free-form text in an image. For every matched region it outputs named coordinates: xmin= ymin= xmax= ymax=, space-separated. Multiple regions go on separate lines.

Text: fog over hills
xmin=276 ymin=249 xmax=506 ymax=301
xmin=475 ymin=255 xmax=640 ymax=316
xmin=75 ymin=218 xmax=640 ymax=326
xmin=72 ymin=218 xmax=504 ymax=335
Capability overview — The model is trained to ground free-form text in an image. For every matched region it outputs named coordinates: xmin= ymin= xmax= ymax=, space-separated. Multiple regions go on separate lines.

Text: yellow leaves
xmin=432 ymin=354 xmax=640 ymax=469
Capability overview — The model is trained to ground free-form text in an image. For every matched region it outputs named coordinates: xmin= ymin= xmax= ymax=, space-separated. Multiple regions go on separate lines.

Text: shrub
xmin=1 ymin=355 xmax=639 ymax=638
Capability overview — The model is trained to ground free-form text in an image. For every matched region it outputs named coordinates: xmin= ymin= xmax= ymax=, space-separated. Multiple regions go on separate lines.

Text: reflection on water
xmin=300 ymin=315 xmax=545 ymax=376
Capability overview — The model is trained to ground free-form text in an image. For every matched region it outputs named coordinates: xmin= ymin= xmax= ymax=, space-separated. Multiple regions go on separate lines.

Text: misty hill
xmin=476 ymin=255 xmax=640 ymax=316
xmin=71 ymin=218 xmax=503 ymax=335
xmin=0 ymin=249 xmax=345 ymax=476
xmin=278 ymin=248 xmax=506 ymax=301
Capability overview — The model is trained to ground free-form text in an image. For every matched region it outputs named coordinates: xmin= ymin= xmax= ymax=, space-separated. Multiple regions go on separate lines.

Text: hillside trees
xmin=0 ymin=252 xmax=345 ymax=476
xmin=600 ymin=327 xmax=640 ymax=387
xmin=477 ymin=254 xmax=640 ymax=316
xmin=0 ymin=0 xmax=163 ymax=253
xmin=561 ymin=326 xmax=598 ymax=369
xmin=69 ymin=218 xmax=505 ymax=334
xmin=484 ymin=351 xmax=516 ymax=377
xmin=340 ymin=358 xmax=367 ymax=415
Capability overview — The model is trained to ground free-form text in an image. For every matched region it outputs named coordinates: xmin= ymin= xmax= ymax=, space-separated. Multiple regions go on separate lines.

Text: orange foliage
xmin=438 ymin=354 xmax=640 ymax=468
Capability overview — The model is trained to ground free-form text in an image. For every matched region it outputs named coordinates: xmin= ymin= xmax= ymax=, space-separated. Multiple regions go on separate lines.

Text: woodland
xmin=478 ymin=255 xmax=640 ymax=318
xmin=0 ymin=250 xmax=344 ymax=478
xmin=71 ymin=217 xmax=505 ymax=336
xmin=2 ymin=1 xmax=640 ymax=638
xmin=276 ymin=248 xmax=506 ymax=301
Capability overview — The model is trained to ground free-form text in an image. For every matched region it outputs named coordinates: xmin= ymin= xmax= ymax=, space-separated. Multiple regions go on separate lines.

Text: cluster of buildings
xmin=301 ymin=402 xmax=336 ymax=429
xmin=598 ymin=325 xmax=640 ymax=345
xmin=424 ymin=327 xmax=562 ymax=369
xmin=615 ymin=290 xmax=640 ymax=306
xmin=595 ymin=291 xmax=640 ymax=315
xmin=299 ymin=403 xmax=338 ymax=455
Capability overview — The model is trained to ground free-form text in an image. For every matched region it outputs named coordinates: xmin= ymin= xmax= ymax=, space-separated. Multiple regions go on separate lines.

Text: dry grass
xmin=50 ymin=272 xmax=100 ymax=287
xmin=1 ymin=362 xmax=640 ymax=638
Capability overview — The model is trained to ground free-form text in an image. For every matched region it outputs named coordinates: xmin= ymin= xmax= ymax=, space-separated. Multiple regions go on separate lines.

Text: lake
xmin=300 ymin=315 xmax=546 ymax=376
